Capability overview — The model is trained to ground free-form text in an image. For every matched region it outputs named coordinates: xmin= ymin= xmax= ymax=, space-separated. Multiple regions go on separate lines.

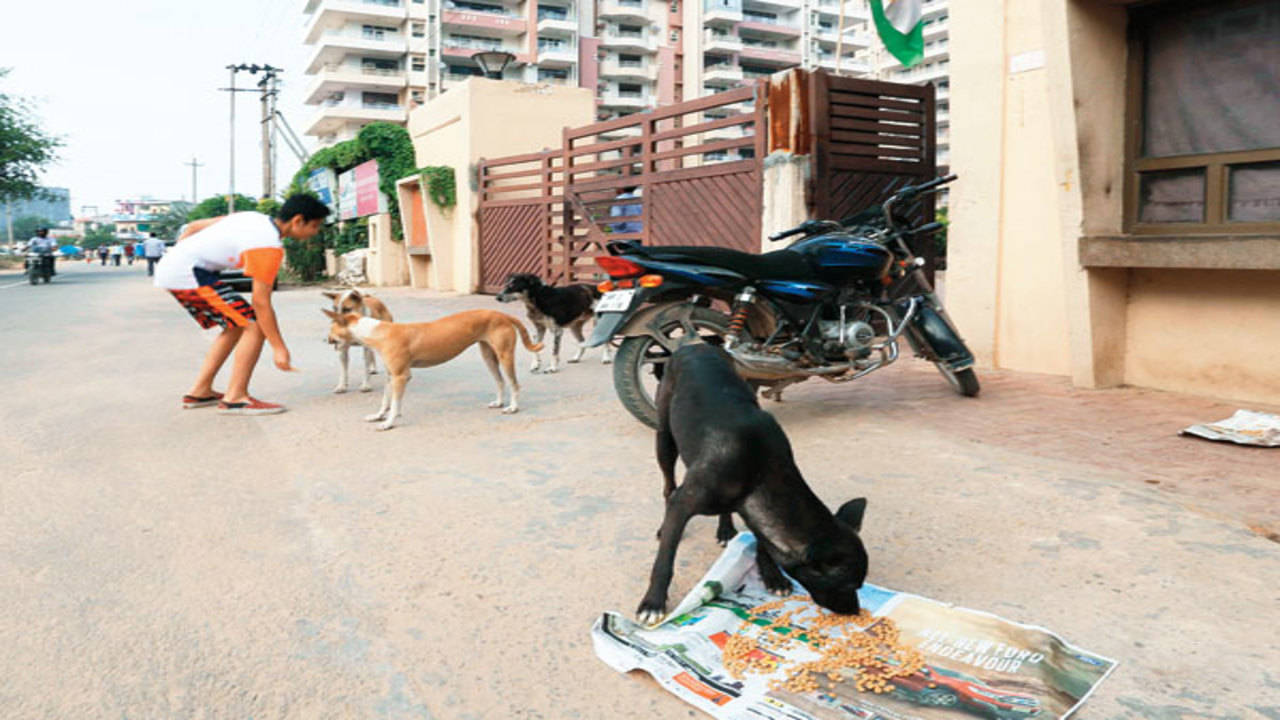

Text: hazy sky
xmin=1 ymin=0 xmax=316 ymax=216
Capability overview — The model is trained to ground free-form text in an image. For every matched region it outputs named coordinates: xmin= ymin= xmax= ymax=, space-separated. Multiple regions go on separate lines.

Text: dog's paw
xmin=501 ymin=405 xmax=519 ymax=414
xmin=333 ymin=385 xmax=348 ymax=394
xmin=765 ymin=581 xmax=794 ymax=597
xmin=374 ymin=421 xmax=396 ymax=432
xmin=601 ymin=357 xmax=613 ymax=365
xmin=543 ymin=366 xmax=559 ymax=374
xmin=529 ymin=361 xmax=541 ymax=372
xmin=363 ymin=412 xmax=387 ymax=422
xmin=567 ymin=357 xmax=582 ymax=364
xmin=358 ymin=384 xmax=373 ymax=393
xmin=636 ymin=599 xmax=667 ymax=626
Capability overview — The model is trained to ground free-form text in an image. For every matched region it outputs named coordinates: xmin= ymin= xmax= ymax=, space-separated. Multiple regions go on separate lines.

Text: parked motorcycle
xmin=586 ymin=174 xmax=977 ymax=428
xmin=25 ymin=251 xmax=54 ymax=285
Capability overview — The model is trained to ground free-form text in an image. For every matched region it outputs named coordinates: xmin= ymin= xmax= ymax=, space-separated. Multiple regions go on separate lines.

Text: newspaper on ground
xmin=593 ymin=534 xmax=1117 ymax=720
xmin=1181 ymin=409 xmax=1280 ymax=447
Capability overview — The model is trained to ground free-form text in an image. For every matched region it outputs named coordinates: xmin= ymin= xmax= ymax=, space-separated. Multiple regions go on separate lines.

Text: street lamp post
xmin=471 ymin=51 xmax=516 ymax=80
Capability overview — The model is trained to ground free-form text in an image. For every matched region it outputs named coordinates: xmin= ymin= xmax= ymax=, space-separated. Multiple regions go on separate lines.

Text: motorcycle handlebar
xmin=768 ymin=227 xmax=805 ymax=242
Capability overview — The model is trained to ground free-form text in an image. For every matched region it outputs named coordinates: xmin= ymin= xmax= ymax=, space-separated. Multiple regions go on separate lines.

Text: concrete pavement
xmin=1 ymin=262 xmax=1276 ymax=719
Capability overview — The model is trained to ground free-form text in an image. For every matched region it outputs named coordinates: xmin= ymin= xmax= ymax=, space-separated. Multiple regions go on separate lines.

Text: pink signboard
xmin=354 ymin=159 xmax=385 ymax=218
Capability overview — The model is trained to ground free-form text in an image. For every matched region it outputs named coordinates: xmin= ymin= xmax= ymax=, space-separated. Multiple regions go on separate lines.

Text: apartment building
xmin=301 ymin=0 xmax=946 ymax=158
xmin=302 ymin=0 xmax=594 ymax=146
xmin=864 ymin=0 xmax=950 ymax=166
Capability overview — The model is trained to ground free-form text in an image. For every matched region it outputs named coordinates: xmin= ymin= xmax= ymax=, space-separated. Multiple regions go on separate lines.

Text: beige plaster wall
xmin=1125 ymin=270 xmax=1280 ymax=406
xmin=944 ymin=0 xmax=1005 ymax=367
xmin=406 ymin=78 xmax=594 ymax=292
xmin=991 ymin=0 xmax=1071 ymax=376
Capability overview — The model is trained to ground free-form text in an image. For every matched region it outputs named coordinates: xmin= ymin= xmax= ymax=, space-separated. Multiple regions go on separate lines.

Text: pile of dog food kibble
xmin=722 ymin=596 xmax=926 ymax=696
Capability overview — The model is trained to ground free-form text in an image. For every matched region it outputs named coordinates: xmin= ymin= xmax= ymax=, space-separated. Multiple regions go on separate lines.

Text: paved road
xmin=1 ymin=263 xmax=1277 ymax=719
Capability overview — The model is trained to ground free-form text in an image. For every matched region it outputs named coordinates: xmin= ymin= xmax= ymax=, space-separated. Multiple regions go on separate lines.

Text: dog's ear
xmin=348 ymin=287 xmax=362 ymax=299
xmin=321 ymin=308 xmax=340 ymax=321
xmin=835 ymin=498 xmax=867 ymax=532
xmin=321 ymin=291 xmax=339 ymax=300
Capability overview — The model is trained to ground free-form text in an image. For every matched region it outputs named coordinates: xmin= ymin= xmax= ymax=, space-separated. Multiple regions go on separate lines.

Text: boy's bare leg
xmin=187 ymin=326 xmax=244 ymax=397
xmin=224 ymin=323 xmax=267 ymax=403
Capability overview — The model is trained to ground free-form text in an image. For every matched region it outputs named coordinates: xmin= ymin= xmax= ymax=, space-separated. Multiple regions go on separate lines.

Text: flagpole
xmin=835 ymin=0 xmax=846 ymax=76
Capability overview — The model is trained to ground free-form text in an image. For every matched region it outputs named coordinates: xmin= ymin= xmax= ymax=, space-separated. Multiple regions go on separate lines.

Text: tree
xmin=147 ymin=201 xmax=193 ymax=239
xmin=13 ymin=215 xmax=53 ymax=241
xmin=188 ymin=194 xmax=256 ymax=221
xmin=0 ymin=69 xmax=62 ymax=202
xmin=81 ymin=224 xmax=117 ymax=250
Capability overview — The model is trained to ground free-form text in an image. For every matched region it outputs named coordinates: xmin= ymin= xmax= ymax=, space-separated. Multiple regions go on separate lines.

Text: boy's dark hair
xmin=277 ymin=194 xmax=331 ymax=223
xmin=149 ymin=232 xmax=157 ymax=237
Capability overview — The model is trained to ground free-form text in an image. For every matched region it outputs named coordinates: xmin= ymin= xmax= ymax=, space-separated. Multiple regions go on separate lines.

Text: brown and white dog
xmin=322 ymin=308 xmax=544 ymax=431
xmin=322 ymin=287 xmax=394 ymax=394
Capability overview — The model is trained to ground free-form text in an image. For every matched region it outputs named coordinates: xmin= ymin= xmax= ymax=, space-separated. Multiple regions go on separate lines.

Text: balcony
xmin=745 ymin=0 xmax=801 ymax=9
xmin=305 ymin=101 xmax=406 ymax=137
xmin=599 ymin=0 xmax=649 ymax=22
xmin=813 ymin=29 xmax=870 ymax=49
xmin=305 ymin=28 xmax=406 ymax=72
xmin=703 ymin=33 xmax=742 ymax=54
xmin=737 ymin=17 xmax=802 ymax=37
xmin=600 ymin=30 xmax=657 ymax=52
xmin=813 ymin=0 xmax=869 ymax=20
xmin=598 ymin=92 xmax=652 ymax=110
xmin=441 ymin=9 xmax=527 ymax=36
xmin=599 ymin=58 xmax=657 ymax=80
xmin=305 ymin=64 xmax=408 ymax=103
xmin=537 ymin=12 xmax=578 ymax=34
xmin=702 ymin=124 xmax=748 ymax=142
xmin=737 ymin=44 xmax=800 ymax=65
xmin=703 ymin=6 xmax=742 ymax=24
xmin=704 ymin=100 xmax=753 ymax=117
xmin=440 ymin=36 xmax=517 ymax=61
xmin=923 ymin=20 xmax=948 ymax=40
xmin=304 ymin=0 xmax=405 ymax=42
xmin=703 ymin=64 xmax=744 ymax=86
xmin=922 ymin=0 xmax=949 ymax=19
xmin=815 ymin=56 xmax=871 ymax=76
xmin=537 ymin=44 xmax=578 ymax=67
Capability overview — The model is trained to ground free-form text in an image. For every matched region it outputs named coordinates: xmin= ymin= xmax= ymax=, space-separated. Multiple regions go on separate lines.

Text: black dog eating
xmin=638 ymin=342 xmax=869 ymax=624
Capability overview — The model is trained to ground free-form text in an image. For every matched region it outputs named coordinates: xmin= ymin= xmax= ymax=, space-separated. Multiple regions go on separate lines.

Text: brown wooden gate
xmin=809 ymin=72 xmax=938 ymax=277
xmin=476 ymin=149 xmax=563 ymax=293
xmin=554 ymin=83 xmax=767 ymax=285
xmin=476 ymin=71 xmax=935 ymax=292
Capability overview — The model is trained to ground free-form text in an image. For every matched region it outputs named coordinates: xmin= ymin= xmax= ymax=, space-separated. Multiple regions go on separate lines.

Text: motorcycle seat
xmin=632 ymin=246 xmax=816 ymax=282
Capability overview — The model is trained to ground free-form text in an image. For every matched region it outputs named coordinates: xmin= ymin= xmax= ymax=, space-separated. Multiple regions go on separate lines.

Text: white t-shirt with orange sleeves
xmin=154 ymin=212 xmax=285 ymax=290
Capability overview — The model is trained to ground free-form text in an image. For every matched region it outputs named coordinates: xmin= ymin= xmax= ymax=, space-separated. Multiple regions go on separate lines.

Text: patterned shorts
xmin=170 ymin=282 xmax=256 ymax=330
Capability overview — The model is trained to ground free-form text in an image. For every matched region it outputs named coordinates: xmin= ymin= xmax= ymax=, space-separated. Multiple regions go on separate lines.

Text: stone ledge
xmin=1079 ymin=234 xmax=1280 ymax=270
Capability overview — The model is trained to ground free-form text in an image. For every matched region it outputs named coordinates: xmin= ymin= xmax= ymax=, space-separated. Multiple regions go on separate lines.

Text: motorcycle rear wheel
xmin=28 ymin=271 xmax=39 ymax=285
xmin=612 ymin=306 xmax=731 ymax=429
xmin=936 ymin=362 xmax=980 ymax=397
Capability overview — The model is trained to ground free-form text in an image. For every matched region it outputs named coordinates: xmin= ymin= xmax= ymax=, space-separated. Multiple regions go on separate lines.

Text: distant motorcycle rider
xmin=28 ymin=228 xmax=57 ymax=277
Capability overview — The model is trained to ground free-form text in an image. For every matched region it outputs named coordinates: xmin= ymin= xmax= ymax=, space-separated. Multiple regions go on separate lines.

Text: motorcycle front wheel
xmin=612 ymin=306 xmax=731 ymax=428
xmin=936 ymin=362 xmax=980 ymax=397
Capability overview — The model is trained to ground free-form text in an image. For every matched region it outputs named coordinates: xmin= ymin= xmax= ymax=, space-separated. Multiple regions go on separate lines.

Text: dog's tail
xmin=511 ymin=317 xmax=544 ymax=352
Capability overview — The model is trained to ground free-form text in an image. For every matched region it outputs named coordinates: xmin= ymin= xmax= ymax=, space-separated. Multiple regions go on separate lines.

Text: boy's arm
xmin=251 ymin=277 xmax=292 ymax=371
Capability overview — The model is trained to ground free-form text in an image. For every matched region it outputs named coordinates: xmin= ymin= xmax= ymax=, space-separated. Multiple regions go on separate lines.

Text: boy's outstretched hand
xmin=274 ymin=347 xmax=298 ymax=372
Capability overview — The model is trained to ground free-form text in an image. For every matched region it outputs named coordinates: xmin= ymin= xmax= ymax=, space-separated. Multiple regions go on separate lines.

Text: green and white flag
xmin=869 ymin=0 xmax=924 ymax=67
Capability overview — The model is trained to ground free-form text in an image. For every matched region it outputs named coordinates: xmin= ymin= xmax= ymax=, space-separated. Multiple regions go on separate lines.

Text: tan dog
xmin=322 ymin=308 xmax=543 ymax=430
xmin=322 ymin=287 xmax=394 ymax=393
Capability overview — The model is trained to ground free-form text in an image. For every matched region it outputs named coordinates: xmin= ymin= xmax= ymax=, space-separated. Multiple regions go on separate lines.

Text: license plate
xmin=595 ymin=289 xmax=636 ymax=313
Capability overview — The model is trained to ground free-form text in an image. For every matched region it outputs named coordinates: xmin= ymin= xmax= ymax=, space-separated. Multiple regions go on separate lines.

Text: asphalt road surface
xmin=1 ymin=262 xmax=1276 ymax=719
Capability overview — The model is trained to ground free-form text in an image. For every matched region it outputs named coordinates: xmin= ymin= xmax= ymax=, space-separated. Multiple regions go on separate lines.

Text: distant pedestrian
xmin=608 ymin=186 xmax=643 ymax=235
xmin=110 ymin=243 xmax=123 ymax=266
xmin=98 ymin=245 xmax=109 ymax=265
xmin=125 ymin=242 xmax=136 ymax=265
xmin=142 ymin=232 xmax=166 ymax=277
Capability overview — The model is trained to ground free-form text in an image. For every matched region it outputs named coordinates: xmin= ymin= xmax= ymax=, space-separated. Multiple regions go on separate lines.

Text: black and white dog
xmin=495 ymin=273 xmax=613 ymax=373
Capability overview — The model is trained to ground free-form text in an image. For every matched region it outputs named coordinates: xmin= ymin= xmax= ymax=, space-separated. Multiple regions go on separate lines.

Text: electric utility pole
xmin=219 ymin=63 xmax=275 ymax=212
xmin=183 ymin=157 xmax=205 ymax=202
xmin=257 ymin=65 xmax=283 ymax=200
